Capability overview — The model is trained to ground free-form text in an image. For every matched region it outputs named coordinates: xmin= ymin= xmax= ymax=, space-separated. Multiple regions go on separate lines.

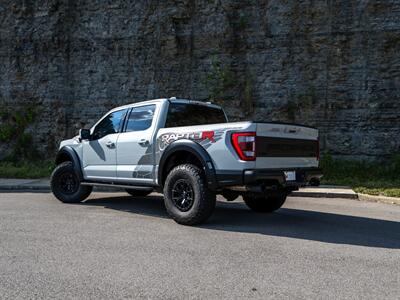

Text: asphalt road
xmin=0 ymin=192 xmax=399 ymax=299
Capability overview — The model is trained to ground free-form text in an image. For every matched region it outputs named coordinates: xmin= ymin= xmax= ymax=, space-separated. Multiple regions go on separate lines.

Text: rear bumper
xmin=216 ymin=167 xmax=323 ymax=188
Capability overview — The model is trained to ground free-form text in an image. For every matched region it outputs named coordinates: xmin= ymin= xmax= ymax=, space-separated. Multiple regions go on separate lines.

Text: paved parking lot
xmin=0 ymin=192 xmax=399 ymax=299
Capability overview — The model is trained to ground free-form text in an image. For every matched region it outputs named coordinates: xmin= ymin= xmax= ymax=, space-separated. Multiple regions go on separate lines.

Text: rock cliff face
xmin=1 ymin=1 xmax=399 ymax=160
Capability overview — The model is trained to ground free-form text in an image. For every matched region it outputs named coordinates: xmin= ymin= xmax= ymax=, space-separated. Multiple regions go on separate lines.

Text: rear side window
xmin=124 ymin=105 xmax=156 ymax=132
xmin=165 ymin=103 xmax=227 ymax=128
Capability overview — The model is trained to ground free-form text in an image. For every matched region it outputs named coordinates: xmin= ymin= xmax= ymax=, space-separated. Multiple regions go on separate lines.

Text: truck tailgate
xmin=255 ymin=123 xmax=319 ymax=169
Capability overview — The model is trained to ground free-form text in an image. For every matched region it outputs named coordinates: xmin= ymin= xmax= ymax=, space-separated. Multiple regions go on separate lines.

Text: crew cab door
xmin=116 ymin=104 xmax=158 ymax=184
xmin=82 ymin=109 xmax=127 ymax=181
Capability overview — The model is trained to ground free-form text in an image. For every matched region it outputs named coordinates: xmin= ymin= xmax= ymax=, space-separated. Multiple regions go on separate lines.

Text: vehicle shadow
xmin=83 ymin=195 xmax=400 ymax=249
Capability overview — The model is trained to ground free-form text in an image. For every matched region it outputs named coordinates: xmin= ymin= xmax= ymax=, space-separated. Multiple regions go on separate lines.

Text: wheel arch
xmin=55 ymin=146 xmax=84 ymax=181
xmin=158 ymin=140 xmax=217 ymax=191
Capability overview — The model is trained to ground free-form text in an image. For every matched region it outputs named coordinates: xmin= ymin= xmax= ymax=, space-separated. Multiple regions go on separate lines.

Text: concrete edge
xmin=357 ymin=193 xmax=400 ymax=205
xmin=0 ymin=185 xmax=127 ymax=193
xmin=291 ymin=191 xmax=358 ymax=199
xmin=0 ymin=185 xmax=50 ymax=192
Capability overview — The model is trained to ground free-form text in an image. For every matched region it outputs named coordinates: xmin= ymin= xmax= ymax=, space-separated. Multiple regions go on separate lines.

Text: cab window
xmin=124 ymin=105 xmax=156 ymax=132
xmin=165 ymin=103 xmax=227 ymax=128
xmin=92 ymin=109 xmax=126 ymax=140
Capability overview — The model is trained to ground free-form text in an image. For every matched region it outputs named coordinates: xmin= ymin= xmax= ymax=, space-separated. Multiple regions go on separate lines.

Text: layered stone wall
xmin=1 ymin=0 xmax=399 ymax=160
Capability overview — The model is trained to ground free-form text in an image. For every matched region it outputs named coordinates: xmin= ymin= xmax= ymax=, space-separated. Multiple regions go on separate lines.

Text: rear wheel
xmin=125 ymin=189 xmax=153 ymax=197
xmin=243 ymin=193 xmax=287 ymax=213
xmin=163 ymin=164 xmax=216 ymax=225
xmin=51 ymin=161 xmax=92 ymax=203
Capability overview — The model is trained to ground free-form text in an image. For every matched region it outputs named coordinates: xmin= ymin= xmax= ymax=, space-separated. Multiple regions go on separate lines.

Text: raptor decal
xmin=157 ymin=129 xmax=227 ymax=151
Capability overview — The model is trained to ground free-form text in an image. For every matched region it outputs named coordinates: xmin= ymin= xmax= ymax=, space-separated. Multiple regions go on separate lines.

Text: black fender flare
xmin=158 ymin=139 xmax=218 ymax=191
xmin=55 ymin=146 xmax=84 ymax=181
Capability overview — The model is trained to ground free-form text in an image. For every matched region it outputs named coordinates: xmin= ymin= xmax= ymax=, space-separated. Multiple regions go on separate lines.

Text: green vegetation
xmin=243 ymin=75 xmax=253 ymax=114
xmin=204 ymin=57 xmax=255 ymax=114
xmin=204 ymin=57 xmax=235 ymax=102
xmin=383 ymin=31 xmax=400 ymax=52
xmin=238 ymin=15 xmax=248 ymax=30
xmin=321 ymin=154 xmax=400 ymax=198
xmin=0 ymin=161 xmax=54 ymax=179
xmin=284 ymin=88 xmax=316 ymax=121
xmin=0 ymin=102 xmax=40 ymax=161
xmin=0 ymin=124 xmax=16 ymax=141
xmin=284 ymin=101 xmax=298 ymax=121
xmin=0 ymin=102 xmax=47 ymax=178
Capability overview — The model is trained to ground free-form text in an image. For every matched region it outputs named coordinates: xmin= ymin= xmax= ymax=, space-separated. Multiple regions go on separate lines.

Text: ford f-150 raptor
xmin=51 ymin=98 xmax=322 ymax=225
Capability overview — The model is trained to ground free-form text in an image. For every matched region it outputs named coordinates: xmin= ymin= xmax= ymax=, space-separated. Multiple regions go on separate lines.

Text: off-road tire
xmin=125 ymin=189 xmax=153 ymax=197
xmin=51 ymin=161 xmax=92 ymax=203
xmin=243 ymin=193 xmax=287 ymax=213
xmin=164 ymin=164 xmax=216 ymax=225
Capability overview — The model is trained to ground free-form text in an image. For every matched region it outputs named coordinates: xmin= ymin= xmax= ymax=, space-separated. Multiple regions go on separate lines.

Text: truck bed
xmin=156 ymin=121 xmax=319 ymax=173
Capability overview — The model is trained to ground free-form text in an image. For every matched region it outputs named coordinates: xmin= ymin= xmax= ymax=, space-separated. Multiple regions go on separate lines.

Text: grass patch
xmin=353 ymin=187 xmax=400 ymax=198
xmin=320 ymin=154 xmax=400 ymax=198
xmin=0 ymin=161 xmax=54 ymax=179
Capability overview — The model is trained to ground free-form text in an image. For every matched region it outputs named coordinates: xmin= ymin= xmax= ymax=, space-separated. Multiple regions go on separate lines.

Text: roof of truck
xmin=111 ymin=97 xmax=222 ymax=112
xmin=167 ymin=97 xmax=221 ymax=108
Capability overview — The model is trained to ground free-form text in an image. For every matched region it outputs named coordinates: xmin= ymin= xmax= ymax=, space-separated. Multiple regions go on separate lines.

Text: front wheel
xmin=163 ymin=164 xmax=216 ymax=225
xmin=51 ymin=161 xmax=92 ymax=203
xmin=243 ymin=193 xmax=287 ymax=213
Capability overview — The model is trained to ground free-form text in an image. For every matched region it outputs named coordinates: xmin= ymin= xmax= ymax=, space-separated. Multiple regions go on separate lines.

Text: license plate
xmin=284 ymin=171 xmax=296 ymax=181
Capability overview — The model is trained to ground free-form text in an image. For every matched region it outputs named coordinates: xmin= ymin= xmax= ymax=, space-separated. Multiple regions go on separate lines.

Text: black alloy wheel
xmin=58 ymin=172 xmax=79 ymax=195
xmin=163 ymin=164 xmax=216 ymax=225
xmin=171 ymin=179 xmax=195 ymax=212
xmin=51 ymin=161 xmax=92 ymax=203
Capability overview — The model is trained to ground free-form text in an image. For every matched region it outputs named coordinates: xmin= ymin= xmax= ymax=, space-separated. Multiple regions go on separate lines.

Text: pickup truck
xmin=51 ymin=98 xmax=322 ymax=225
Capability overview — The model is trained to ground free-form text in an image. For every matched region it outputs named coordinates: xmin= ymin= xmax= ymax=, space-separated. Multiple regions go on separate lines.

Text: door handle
xmin=138 ymin=139 xmax=150 ymax=147
xmin=106 ymin=141 xmax=115 ymax=149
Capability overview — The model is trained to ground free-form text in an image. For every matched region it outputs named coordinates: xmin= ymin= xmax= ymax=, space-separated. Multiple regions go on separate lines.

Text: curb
xmin=0 ymin=185 xmax=125 ymax=193
xmin=357 ymin=193 xmax=400 ymax=205
xmin=0 ymin=185 xmax=51 ymax=192
xmin=291 ymin=191 xmax=358 ymax=199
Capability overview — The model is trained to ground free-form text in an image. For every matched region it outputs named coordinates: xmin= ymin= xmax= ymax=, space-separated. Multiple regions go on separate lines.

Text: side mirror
xmin=79 ymin=129 xmax=91 ymax=140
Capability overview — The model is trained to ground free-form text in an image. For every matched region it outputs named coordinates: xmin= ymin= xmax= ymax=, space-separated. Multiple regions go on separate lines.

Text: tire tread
xmin=164 ymin=164 xmax=216 ymax=225
xmin=51 ymin=161 xmax=92 ymax=203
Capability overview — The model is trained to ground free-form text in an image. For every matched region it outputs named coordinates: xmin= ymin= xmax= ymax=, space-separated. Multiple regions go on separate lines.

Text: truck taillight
xmin=231 ymin=132 xmax=256 ymax=161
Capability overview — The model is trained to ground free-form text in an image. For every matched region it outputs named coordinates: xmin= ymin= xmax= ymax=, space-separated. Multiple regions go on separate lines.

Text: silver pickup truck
xmin=51 ymin=98 xmax=322 ymax=225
